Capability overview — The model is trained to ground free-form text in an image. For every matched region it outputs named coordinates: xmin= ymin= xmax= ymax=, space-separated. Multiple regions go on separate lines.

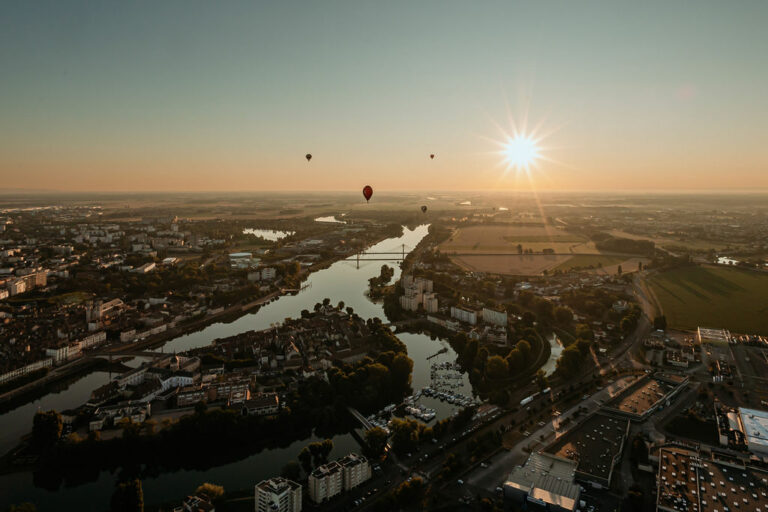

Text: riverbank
xmin=0 ymin=231 xmax=396 ymax=408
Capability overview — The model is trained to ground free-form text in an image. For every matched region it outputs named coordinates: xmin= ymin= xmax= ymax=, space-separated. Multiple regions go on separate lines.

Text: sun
xmin=502 ymin=135 xmax=540 ymax=171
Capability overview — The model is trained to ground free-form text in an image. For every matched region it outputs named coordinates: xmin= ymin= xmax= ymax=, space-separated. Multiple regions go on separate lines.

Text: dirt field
xmin=440 ymin=225 xmax=596 ymax=254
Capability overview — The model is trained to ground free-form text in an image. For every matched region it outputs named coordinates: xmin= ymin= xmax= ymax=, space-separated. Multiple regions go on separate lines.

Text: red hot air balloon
xmin=421 ymin=205 xmax=428 ymax=213
xmin=362 ymin=185 xmax=373 ymax=202
xmin=429 ymin=154 xmax=435 ymax=160
xmin=305 ymin=154 xmax=312 ymax=162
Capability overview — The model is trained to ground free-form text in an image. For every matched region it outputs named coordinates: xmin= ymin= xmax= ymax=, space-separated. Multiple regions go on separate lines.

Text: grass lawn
xmin=648 ymin=265 xmax=768 ymax=334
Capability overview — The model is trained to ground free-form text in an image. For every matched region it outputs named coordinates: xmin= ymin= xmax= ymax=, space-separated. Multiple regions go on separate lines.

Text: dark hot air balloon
xmin=421 ymin=205 xmax=428 ymax=213
xmin=429 ymin=154 xmax=435 ymax=160
xmin=362 ymin=185 xmax=373 ymax=202
xmin=305 ymin=154 xmax=312 ymax=162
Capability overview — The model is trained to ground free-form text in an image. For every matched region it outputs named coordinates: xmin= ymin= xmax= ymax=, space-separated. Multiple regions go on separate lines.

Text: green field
xmin=648 ymin=265 xmax=768 ymax=334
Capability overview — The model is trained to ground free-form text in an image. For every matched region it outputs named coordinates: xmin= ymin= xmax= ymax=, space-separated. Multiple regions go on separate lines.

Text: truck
xmin=520 ymin=395 xmax=534 ymax=406
xmin=542 ymin=387 xmax=551 ymax=394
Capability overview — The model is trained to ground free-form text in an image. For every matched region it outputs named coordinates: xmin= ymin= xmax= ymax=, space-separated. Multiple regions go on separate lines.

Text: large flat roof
xmin=739 ymin=408 xmax=768 ymax=452
xmin=505 ymin=453 xmax=579 ymax=512
xmin=545 ymin=413 xmax=628 ymax=483
xmin=657 ymin=447 xmax=768 ymax=512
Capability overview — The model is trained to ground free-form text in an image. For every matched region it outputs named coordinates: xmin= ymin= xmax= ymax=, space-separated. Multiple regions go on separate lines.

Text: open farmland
xmin=440 ymin=224 xmax=645 ymax=275
xmin=648 ymin=265 xmax=768 ymax=334
xmin=440 ymin=225 xmax=596 ymax=254
xmin=452 ymin=254 xmax=571 ymax=275
xmin=607 ymin=229 xmax=740 ymax=252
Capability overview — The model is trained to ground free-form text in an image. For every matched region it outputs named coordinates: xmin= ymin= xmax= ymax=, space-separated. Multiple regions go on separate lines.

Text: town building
xmin=482 ymin=307 xmax=507 ymax=327
xmin=242 ymin=392 xmax=280 ymax=416
xmin=339 ymin=453 xmax=371 ymax=490
xmin=308 ymin=461 xmax=343 ymax=503
xmin=450 ymin=306 xmax=478 ymax=325
xmin=254 ymin=477 xmax=302 ymax=512
xmin=738 ymin=407 xmax=768 ymax=456
xmin=504 ymin=452 xmax=580 ymax=512
xmin=308 ymin=453 xmax=371 ymax=504
xmin=657 ymin=446 xmax=768 ymax=512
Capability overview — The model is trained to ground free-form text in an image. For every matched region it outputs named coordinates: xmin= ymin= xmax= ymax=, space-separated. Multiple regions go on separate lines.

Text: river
xmin=0 ymin=224 xmax=476 ymax=511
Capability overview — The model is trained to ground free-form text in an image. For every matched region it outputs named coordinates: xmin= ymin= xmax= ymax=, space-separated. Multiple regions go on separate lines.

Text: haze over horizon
xmin=2 ymin=1 xmax=767 ymax=192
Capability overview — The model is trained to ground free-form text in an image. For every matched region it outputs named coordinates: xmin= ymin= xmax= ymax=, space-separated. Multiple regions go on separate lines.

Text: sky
xmin=1 ymin=1 xmax=767 ymax=192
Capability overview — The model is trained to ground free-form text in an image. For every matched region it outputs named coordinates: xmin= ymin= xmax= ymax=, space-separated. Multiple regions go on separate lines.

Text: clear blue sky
xmin=1 ymin=1 xmax=767 ymax=191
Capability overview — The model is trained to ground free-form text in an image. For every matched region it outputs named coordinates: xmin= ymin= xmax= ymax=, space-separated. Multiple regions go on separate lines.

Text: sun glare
xmin=502 ymin=135 xmax=540 ymax=170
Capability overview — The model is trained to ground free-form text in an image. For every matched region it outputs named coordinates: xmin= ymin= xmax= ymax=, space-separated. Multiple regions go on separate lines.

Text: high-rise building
xmin=254 ymin=477 xmax=302 ymax=512
xmin=482 ymin=307 xmax=507 ymax=327
xmin=339 ymin=453 xmax=372 ymax=490
xmin=308 ymin=461 xmax=342 ymax=503
xmin=450 ymin=306 xmax=478 ymax=325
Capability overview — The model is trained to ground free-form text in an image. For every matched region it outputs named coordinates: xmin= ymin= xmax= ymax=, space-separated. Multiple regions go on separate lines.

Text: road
xmin=466 ymin=375 xmax=642 ymax=490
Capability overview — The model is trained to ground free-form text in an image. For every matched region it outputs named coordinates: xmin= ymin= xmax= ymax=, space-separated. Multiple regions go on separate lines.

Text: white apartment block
xmin=400 ymin=290 xmax=438 ymax=313
xmin=402 ymin=275 xmax=433 ymax=293
xmin=339 ymin=453 xmax=372 ymax=490
xmin=308 ymin=461 xmax=343 ymax=503
xmin=78 ymin=331 xmax=107 ymax=350
xmin=482 ymin=307 xmax=508 ymax=327
xmin=46 ymin=343 xmax=83 ymax=364
xmin=451 ymin=306 xmax=478 ymax=325
xmin=255 ymin=477 xmax=302 ymax=512
xmin=399 ymin=292 xmax=422 ymax=312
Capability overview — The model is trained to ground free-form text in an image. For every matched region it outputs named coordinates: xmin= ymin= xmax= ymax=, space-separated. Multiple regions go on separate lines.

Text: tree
xmin=195 ymin=483 xmax=225 ymax=502
xmin=554 ymin=306 xmax=573 ymax=326
xmin=535 ymin=369 xmax=548 ymax=391
xmin=574 ymin=323 xmax=594 ymax=341
xmin=110 ymin=479 xmax=144 ymax=512
xmin=390 ymin=418 xmax=421 ymax=454
xmin=298 ymin=446 xmax=313 ymax=473
xmin=653 ymin=315 xmax=667 ymax=331
xmin=486 ymin=356 xmax=509 ymax=380
xmin=365 ymin=427 xmax=390 ymax=458
xmin=281 ymin=461 xmax=301 ymax=481
xmin=32 ymin=410 xmax=62 ymax=450
xmin=516 ymin=340 xmax=532 ymax=362
xmin=617 ymin=265 xmax=623 ymax=276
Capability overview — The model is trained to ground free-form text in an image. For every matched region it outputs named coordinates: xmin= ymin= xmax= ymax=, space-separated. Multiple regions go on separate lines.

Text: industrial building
xmin=503 ymin=452 xmax=581 ymax=512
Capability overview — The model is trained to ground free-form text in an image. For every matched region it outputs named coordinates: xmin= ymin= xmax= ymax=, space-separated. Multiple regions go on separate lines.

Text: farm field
xmin=440 ymin=225 xmax=597 ymax=254
xmin=647 ymin=265 xmax=768 ymax=334
xmin=553 ymin=254 xmax=627 ymax=272
xmin=607 ymin=229 xmax=738 ymax=252
xmin=451 ymin=254 xmax=571 ymax=275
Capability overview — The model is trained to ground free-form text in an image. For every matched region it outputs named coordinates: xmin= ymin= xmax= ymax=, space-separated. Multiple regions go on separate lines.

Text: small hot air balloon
xmin=421 ymin=205 xmax=428 ymax=213
xmin=362 ymin=185 xmax=373 ymax=202
xmin=305 ymin=154 xmax=312 ymax=162
xmin=429 ymin=154 xmax=435 ymax=160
